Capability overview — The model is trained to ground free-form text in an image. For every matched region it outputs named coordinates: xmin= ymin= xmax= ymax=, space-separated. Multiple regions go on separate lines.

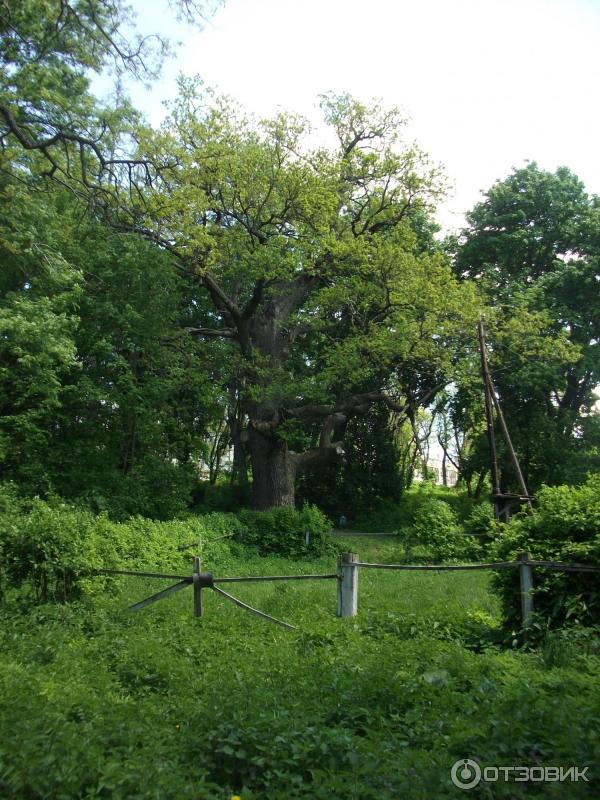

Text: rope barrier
xmin=94 ymin=557 xmax=599 ymax=627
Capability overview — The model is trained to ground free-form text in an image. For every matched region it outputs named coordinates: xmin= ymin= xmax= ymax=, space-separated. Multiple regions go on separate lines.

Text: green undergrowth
xmin=491 ymin=475 xmax=600 ymax=641
xmin=349 ymin=486 xmax=496 ymax=562
xmin=0 ymin=492 xmax=333 ymax=602
xmin=0 ymin=536 xmax=598 ymax=799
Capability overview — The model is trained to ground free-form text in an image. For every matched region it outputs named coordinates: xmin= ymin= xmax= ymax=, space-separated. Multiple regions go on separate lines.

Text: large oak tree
xmin=116 ymin=87 xmax=478 ymax=507
xmin=1 ymin=3 xmax=478 ymax=509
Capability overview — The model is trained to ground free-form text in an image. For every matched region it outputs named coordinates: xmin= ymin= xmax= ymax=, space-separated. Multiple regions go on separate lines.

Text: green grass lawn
xmin=1 ymin=536 xmax=598 ymax=799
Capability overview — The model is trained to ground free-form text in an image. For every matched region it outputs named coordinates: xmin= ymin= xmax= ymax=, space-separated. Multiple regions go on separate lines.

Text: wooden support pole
xmin=487 ymin=379 xmax=532 ymax=511
xmin=128 ymin=580 xmax=190 ymax=613
xmin=193 ymin=556 xmax=203 ymax=618
xmin=478 ymin=319 xmax=502 ymax=500
xmin=519 ymin=551 xmax=534 ymax=627
xmin=337 ymin=552 xmax=358 ymax=617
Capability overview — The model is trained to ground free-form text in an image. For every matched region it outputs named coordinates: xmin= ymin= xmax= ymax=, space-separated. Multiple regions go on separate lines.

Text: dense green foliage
xmin=451 ymin=164 xmax=600 ymax=493
xmin=0 ymin=186 xmax=222 ymax=516
xmin=492 ymin=475 xmax=600 ymax=640
xmin=235 ymin=504 xmax=333 ymax=557
xmin=0 ymin=492 xmax=334 ymax=601
xmin=1 ymin=3 xmax=598 ymax=799
xmin=0 ymin=492 xmax=240 ymax=602
xmin=0 ymin=534 xmax=598 ymax=799
xmin=297 ymin=405 xmax=404 ymax=518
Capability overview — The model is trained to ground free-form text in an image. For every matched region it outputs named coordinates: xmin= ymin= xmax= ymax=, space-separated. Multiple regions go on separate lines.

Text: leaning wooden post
xmin=193 ymin=556 xmax=203 ymax=618
xmin=337 ymin=552 xmax=358 ymax=617
xmin=518 ymin=551 xmax=534 ymax=627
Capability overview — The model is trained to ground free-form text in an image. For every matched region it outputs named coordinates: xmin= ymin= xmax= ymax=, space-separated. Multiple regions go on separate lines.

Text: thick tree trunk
xmin=248 ymin=427 xmax=296 ymax=509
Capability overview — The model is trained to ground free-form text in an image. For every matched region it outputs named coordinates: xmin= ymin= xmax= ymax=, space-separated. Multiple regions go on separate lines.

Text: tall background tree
xmin=452 ymin=163 xmax=600 ymax=491
xmin=0 ymin=0 xmax=228 ymax=517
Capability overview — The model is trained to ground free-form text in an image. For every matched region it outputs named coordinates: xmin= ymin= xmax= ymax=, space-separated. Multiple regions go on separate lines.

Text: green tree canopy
xmin=115 ymin=86 xmax=479 ymax=507
xmin=452 ymin=164 xmax=600 ymax=491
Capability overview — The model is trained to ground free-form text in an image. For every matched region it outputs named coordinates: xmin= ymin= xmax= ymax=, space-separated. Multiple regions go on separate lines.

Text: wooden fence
xmin=98 ymin=550 xmax=600 ymax=632
xmin=337 ymin=551 xmax=600 ymax=627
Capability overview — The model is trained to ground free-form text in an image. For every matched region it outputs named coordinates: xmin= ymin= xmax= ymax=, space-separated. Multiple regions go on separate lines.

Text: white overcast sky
xmin=106 ymin=0 xmax=600 ymax=233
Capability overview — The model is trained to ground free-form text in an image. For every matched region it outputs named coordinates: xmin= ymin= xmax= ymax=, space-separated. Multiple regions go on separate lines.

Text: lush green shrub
xmin=0 ymin=481 xmax=23 ymax=515
xmin=0 ymin=500 xmax=106 ymax=601
xmin=79 ymin=457 xmax=198 ymax=521
xmin=0 ymin=498 xmax=241 ymax=602
xmin=409 ymin=498 xmax=480 ymax=561
xmin=491 ymin=475 xmax=600 ymax=639
xmin=462 ymin=500 xmax=496 ymax=538
xmin=236 ymin=504 xmax=333 ymax=557
xmin=352 ymin=486 xmax=477 ymax=534
xmin=418 ymin=485 xmax=476 ymax=522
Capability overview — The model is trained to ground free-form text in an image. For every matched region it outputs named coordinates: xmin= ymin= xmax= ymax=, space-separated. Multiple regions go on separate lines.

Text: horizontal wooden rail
xmin=98 ymin=568 xmax=192 ymax=580
xmin=213 ymin=573 xmax=338 ymax=583
xmin=527 ymin=560 xmax=600 ymax=573
xmin=88 ymin=554 xmax=600 ymax=632
xmin=353 ymin=561 xmax=518 ymax=571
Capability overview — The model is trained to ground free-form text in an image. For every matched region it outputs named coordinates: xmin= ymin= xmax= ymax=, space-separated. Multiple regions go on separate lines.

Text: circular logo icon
xmin=451 ymin=759 xmax=482 ymax=790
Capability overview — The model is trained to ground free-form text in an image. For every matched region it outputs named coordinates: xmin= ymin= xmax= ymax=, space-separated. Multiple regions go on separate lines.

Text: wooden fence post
xmin=337 ymin=552 xmax=358 ymax=617
xmin=518 ymin=551 xmax=534 ymax=627
xmin=193 ymin=556 xmax=203 ymax=618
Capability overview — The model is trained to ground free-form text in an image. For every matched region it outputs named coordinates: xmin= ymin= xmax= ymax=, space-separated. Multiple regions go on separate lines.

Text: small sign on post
xmin=193 ymin=555 xmax=203 ymax=618
xmin=337 ymin=552 xmax=358 ymax=617
xmin=518 ymin=551 xmax=534 ymax=627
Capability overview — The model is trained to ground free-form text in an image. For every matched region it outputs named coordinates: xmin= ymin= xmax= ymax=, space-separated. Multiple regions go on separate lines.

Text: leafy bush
xmin=0 ymin=500 xmax=106 ymax=602
xmin=0 ymin=497 xmax=242 ymax=602
xmin=236 ymin=504 xmax=333 ymax=557
xmin=491 ymin=475 xmax=600 ymax=639
xmin=79 ymin=457 xmax=198 ymax=521
xmin=353 ymin=486 xmax=477 ymax=534
xmin=462 ymin=500 xmax=496 ymax=538
xmin=0 ymin=481 xmax=23 ymax=515
xmin=409 ymin=498 xmax=480 ymax=561
xmin=192 ymin=480 xmax=251 ymax=513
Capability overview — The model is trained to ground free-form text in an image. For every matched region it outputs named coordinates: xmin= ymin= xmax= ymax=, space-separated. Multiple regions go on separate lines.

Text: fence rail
xmin=213 ymin=573 xmax=338 ymax=583
xmin=336 ymin=551 xmax=600 ymax=631
xmin=352 ymin=559 xmax=600 ymax=573
xmin=353 ymin=561 xmax=518 ymax=571
xmin=94 ymin=551 xmax=600 ymax=633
